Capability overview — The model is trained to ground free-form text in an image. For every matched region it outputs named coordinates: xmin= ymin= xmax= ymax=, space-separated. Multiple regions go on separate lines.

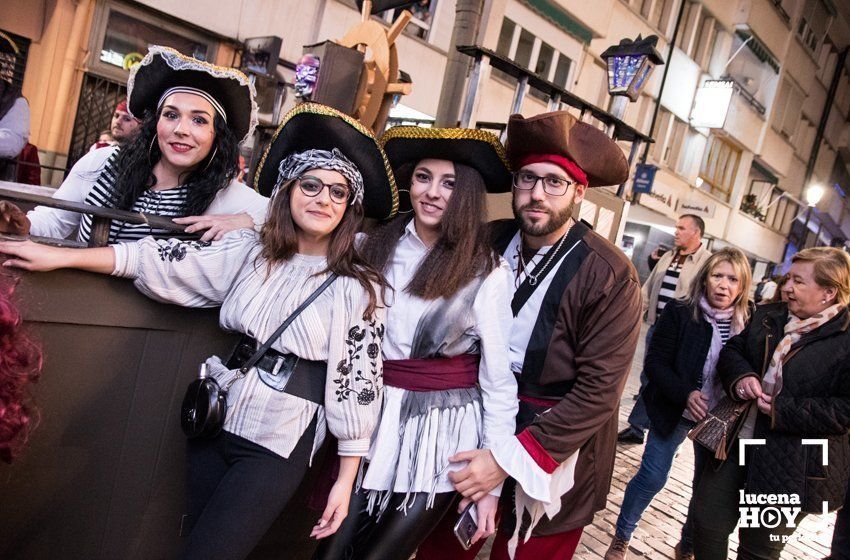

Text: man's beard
xmin=512 ymin=196 xmax=576 ymax=237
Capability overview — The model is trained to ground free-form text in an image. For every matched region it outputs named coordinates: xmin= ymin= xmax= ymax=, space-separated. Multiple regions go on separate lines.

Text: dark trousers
xmin=182 ymin=418 xmax=317 ymax=560
xmin=626 ymin=323 xmax=656 ymax=432
xmin=692 ymin=445 xmax=805 ymax=560
xmin=313 ymin=488 xmax=456 ymax=560
xmin=830 ymin=467 xmax=850 ymax=560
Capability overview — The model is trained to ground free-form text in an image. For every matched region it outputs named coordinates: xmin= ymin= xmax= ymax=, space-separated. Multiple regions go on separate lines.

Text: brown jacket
xmin=507 ymin=223 xmax=642 ymax=535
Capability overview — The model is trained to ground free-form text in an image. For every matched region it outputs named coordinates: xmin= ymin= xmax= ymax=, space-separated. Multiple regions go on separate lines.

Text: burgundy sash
xmin=383 ymin=354 xmax=479 ymax=391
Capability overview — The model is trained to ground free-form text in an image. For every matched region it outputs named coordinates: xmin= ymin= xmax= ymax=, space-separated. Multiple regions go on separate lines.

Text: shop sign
xmin=640 ymin=179 xmax=679 ymax=218
xmin=632 ymin=163 xmax=658 ymax=194
xmin=677 ymin=198 xmax=716 ymax=219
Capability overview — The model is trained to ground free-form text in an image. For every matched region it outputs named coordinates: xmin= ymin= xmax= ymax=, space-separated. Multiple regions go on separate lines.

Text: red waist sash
xmin=383 ymin=354 xmax=479 ymax=392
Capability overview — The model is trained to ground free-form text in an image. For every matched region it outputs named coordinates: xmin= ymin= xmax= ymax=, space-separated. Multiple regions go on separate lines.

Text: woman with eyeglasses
xmin=0 ymin=103 xmax=397 ymax=560
xmin=313 ymin=127 xmax=518 ymax=560
xmin=0 ymin=46 xmax=267 ymax=243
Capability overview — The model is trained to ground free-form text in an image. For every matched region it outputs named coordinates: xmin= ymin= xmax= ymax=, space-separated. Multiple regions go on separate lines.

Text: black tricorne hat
xmin=254 ymin=103 xmax=398 ymax=220
xmin=127 ymin=46 xmax=258 ymax=144
xmin=380 ymin=126 xmax=512 ymax=193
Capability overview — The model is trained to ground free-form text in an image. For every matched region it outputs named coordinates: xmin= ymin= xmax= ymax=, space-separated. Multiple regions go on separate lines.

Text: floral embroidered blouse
xmin=111 ymin=229 xmax=385 ymax=459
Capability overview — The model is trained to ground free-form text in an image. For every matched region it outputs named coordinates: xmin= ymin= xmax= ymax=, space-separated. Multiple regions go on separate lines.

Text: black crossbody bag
xmin=180 ymin=274 xmax=338 ymax=439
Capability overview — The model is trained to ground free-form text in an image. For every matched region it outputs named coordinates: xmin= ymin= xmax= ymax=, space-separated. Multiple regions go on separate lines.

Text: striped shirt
xmin=27 ymin=146 xmax=269 ymax=243
xmin=78 ymin=151 xmax=196 ymax=243
xmin=717 ymin=317 xmax=732 ymax=344
xmin=656 ymin=253 xmax=687 ymax=316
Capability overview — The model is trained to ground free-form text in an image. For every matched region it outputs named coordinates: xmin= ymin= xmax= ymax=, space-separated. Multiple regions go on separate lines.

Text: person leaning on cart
xmin=0 ymin=102 xmax=398 ymax=560
xmin=0 ymin=46 xmax=268 ymax=243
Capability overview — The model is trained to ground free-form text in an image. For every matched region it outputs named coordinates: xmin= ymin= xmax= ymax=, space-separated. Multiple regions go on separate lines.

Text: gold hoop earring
xmin=397 ymin=188 xmax=413 ymax=214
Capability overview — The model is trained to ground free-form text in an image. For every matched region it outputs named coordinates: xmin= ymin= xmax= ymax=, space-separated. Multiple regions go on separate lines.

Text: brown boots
xmin=604 ymin=536 xmax=630 ymax=560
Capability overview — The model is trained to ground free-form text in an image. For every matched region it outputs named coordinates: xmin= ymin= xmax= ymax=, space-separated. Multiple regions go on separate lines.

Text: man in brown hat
xmin=416 ymin=111 xmax=642 ymax=559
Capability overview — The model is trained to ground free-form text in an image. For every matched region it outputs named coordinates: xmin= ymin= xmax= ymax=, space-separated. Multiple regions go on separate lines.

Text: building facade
xmin=2 ymin=0 xmax=849 ymax=275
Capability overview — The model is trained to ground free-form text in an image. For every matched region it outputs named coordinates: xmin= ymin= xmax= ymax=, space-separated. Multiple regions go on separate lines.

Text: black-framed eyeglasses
xmin=512 ymin=171 xmax=574 ymax=196
xmin=296 ymin=175 xmax=351 ymax=205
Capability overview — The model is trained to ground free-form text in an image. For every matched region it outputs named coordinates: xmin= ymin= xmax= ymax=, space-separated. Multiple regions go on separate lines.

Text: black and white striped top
xmin=78 ymin=151 xmax=196 ymax=244
xmin=656 ymin=255 xmax=686 ymax=316
xmin=27 ymin=146 xmax=269 ymax=243
xmin=716 ymin=317 xmax=732 ymax=344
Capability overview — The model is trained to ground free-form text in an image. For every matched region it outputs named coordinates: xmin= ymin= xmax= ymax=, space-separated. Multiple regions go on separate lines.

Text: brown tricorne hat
xmin=505 ymin=111 xmax=629 ymax=188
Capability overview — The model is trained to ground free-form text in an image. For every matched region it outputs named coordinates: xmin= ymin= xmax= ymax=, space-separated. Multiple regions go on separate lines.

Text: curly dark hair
xmin=360 ymin=161 xmax=499 ymax=300
xmin=0 ymin=280 xmax=42 ymax=464
xmin=109 ymin=107 xmax=239 ymax=216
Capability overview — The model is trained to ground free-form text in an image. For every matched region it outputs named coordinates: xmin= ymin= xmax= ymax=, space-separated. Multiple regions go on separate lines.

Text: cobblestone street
xmin=479 ymin=323 xmax=838 ymax=560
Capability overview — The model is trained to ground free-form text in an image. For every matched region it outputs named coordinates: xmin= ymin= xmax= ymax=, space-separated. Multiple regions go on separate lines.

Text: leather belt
xmin=226 ymin=335 xmax=326 ymax=405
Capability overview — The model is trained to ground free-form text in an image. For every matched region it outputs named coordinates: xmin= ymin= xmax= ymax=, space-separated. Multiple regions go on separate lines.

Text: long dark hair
xmin=259 ymin=181 xmax=388 ymax=318
xmin=110 ymin=108 xmax=239 ymax=215
xmin=361 ymin=161 xmax=498 ymax=300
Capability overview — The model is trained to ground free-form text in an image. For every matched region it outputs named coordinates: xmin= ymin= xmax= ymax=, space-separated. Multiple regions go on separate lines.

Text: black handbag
xmin=180 ymin=274 xmax=337 ymax=439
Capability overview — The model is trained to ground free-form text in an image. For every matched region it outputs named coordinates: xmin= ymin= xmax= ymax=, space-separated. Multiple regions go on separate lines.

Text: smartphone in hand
xmin=453 ymin=502 xmax=478 ymax=550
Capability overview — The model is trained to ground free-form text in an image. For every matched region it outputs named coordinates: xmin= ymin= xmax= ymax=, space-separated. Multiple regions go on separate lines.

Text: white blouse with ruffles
xmin=111 ymin=229 xmax=384 ymax=460
xmin=360 ymin=220 xmax=517 ymax=508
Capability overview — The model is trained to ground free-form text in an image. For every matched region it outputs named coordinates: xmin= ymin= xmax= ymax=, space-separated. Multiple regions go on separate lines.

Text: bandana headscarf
xmin=273 ymin=148 xmax=364 ymax=205
xmin=518 ymin=153 xmax=588 ymax=186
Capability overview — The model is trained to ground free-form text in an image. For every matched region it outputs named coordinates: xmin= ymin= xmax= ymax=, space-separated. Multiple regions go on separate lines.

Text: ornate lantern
xmin=601 ymin=35 xmax=664 ymax=102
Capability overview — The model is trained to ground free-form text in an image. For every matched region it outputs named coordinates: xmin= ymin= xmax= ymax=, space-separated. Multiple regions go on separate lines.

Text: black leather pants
xmin=313 ymin=488 xmax=457 ymax=560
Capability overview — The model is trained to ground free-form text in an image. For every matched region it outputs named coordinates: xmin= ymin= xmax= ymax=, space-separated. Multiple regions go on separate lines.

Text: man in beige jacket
xmin=618 ymin=214 xmax=712 ymax=444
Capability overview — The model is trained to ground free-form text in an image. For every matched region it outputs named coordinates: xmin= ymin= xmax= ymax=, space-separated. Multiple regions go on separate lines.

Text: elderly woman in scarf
xmin=606 ymin=248 xmax=752 ymax=560
xmin=692 ymin=246 xmax=850 ymax=560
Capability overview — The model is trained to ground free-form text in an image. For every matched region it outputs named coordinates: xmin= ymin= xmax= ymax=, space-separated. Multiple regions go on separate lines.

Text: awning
xmin=735 ymin=29 xmax=780 ymax=74
xmin=751 ymin=159 xmax=779 ymax=184
xmin=520 ymin=0 xmax=593 ymax=44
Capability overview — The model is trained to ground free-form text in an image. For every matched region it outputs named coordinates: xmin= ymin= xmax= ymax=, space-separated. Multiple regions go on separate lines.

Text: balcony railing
xmin=722 ymin=75 xmax=766 ymax=115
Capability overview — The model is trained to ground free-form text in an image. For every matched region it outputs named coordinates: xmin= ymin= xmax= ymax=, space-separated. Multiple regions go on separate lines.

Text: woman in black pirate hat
xmin=0 ymin=103 xmax=398 ymax=559
xmin=0 ymin=46 xmax=267 ymax=243
xmin=314 ymin=127 xmax=518 ymax=560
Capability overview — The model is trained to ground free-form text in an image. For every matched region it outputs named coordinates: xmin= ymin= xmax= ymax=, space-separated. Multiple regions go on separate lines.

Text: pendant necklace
xmin=518 ymin=231 xmax=568 ymax=286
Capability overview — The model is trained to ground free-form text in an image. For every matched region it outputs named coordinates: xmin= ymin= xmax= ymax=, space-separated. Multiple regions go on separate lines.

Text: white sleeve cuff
xmin=337 ymin=437 xmax=371 ymax=457
xmin=490 ymin=436 xmax=552 ymax=503
xmin=488 ymin=480 xmax=504 ymax=498
xmin=111 ymin=242 xmax=139 ymax=278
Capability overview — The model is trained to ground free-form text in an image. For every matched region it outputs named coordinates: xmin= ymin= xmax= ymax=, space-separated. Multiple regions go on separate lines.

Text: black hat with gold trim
xmin=127 ymin=45 xmax=258 ymax=144
xmin=380 ymin=126 xmax=512 ymax=193
xmin=254 ymin=103 xmax=398 ymax=220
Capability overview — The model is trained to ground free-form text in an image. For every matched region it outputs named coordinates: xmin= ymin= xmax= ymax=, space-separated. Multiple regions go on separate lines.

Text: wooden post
xmin=434 ymin=0 xmax=485 ymax=127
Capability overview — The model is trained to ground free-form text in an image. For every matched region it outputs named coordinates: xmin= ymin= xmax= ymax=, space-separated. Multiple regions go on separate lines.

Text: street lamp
xmin=603 ymin=34 xmax=664 ymax=198
xmin=802 ymin=184 xmax=826 ymax=249
xmin=805 ymin=184 xmax=825 ymax=207
xmin=601 ymin=35 xmax=665 ymax=118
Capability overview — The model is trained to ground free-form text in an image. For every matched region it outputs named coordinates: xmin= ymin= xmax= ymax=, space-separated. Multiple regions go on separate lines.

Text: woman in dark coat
xmin=692 ymin=246 xmax=850 ymax=560
xmin=606 ymin=248 xmax=752 ymax=560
